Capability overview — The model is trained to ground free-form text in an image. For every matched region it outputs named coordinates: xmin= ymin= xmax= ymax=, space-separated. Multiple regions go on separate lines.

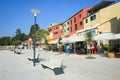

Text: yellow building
xmin=83 ymin=1 xmax=120 ymax=34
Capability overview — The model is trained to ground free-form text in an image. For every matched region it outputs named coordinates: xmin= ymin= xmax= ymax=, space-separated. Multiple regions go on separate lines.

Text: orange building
xmin=47 ymin=23 xmax=64 ymax=41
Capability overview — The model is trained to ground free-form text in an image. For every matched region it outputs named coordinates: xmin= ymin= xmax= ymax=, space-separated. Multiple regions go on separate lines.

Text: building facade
xmin=47 ymin=1 xmax=120 ymax=44
xmin=69 ymin=7 xmax=92 ymax=35
xmin=47 ymin=23 xmax=64 ymax=41
xmin=63 ymin=20 xmax=70 ymax=37
xmin=83 ymin=1 xmax=120 ymax=35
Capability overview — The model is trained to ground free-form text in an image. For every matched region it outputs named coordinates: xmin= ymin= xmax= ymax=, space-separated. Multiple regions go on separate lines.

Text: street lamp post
xmin=31 ymin=9 xmax=40 ymax=66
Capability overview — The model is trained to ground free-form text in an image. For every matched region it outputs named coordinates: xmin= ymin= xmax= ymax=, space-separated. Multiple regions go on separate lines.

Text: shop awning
xmin=62 ymin=34 xmax=85 ymax=43
xmin=114 ymin=33 xmax=120 ymax=39
xmin=48 ymin=39 xmax=58 ymax=44
xmin=94 ymin=32 xmax=116 ymax=40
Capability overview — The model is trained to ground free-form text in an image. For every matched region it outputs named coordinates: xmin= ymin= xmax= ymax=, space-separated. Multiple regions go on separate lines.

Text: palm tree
xmin=85 ymin=31 xmax=95 ymax=59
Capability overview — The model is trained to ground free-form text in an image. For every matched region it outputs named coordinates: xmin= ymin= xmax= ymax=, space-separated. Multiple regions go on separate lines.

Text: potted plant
xmin=104 ymin=44 xmax=114 ymax=58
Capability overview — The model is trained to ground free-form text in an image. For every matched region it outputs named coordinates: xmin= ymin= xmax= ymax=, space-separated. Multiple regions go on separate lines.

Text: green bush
xmin=104 ymin=44 xmax=113 ymax=52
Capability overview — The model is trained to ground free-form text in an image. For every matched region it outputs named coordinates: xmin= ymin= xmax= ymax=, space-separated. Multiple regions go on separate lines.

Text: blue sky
xmin=0 ymin=0 xmax=119 ymax=37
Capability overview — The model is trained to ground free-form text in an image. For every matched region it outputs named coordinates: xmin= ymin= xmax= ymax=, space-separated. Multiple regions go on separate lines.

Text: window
xmin=61 ymin=31 xmax=62 ymax=33
xmin=71 ymin=27 xmax=72 ymax=32
xmin=90 ymin=15 xmax=96 ymax=21
xmin=90 ymin=16 xmax=93 ymax=21
xmin=70 ymin=20 xmax=72 ymax=25
xmin=54 ymin=32 xmax=58 ymax=35
xmin=74 ymin=17 xmax=76 ymax=23
xmin=79 ymin=14 xmax=81 ymax=18
xmin=67 ymin=21 xmax=69 ymax=25
xmin=56 ymin=27 xmax=58 ymax=29
xmin=75 ymin=24 xmax=77 ymax=30
xmin=93 ymin=15 xmax=96 ymax=20
xmin=67 ymin=28 xmax=69 ymax=31
xmin=85 ymin=19 xmax=88 ymax=23
xmin=80 ymin=21 xmax=82 ymax=26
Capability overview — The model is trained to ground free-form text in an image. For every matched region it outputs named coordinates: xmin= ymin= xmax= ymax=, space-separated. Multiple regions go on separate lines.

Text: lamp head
xmin=31 ymin=9 xmax=40 ymax=16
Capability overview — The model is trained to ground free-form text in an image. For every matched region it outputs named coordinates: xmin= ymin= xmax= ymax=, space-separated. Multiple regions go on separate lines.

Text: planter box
xmin=108 ymin=52 xmax=114 ymax=58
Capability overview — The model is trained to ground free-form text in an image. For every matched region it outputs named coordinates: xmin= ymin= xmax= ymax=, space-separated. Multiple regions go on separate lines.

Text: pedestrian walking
xmin=66 ymin=44 xmax=71 ymax=55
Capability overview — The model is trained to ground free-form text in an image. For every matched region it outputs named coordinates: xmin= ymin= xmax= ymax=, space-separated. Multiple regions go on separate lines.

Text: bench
xmin=14 ymin=48 xmax=22 ymax=54
xmin=40 ymin=55 xmax=64 ymax=75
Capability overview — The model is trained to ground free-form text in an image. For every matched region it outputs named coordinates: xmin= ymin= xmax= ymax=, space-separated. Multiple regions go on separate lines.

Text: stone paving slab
xmin=0 ymin=49 xmax=120 ymax=80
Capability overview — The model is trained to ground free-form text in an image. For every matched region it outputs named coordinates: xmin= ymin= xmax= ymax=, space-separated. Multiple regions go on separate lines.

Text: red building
xmin=69 ymin=7 xmax=92 ymax=35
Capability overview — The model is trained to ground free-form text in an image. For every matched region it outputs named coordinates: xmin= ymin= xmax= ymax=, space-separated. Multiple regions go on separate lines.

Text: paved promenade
xmin=0 ymin=49 xmax=120 ymax=80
